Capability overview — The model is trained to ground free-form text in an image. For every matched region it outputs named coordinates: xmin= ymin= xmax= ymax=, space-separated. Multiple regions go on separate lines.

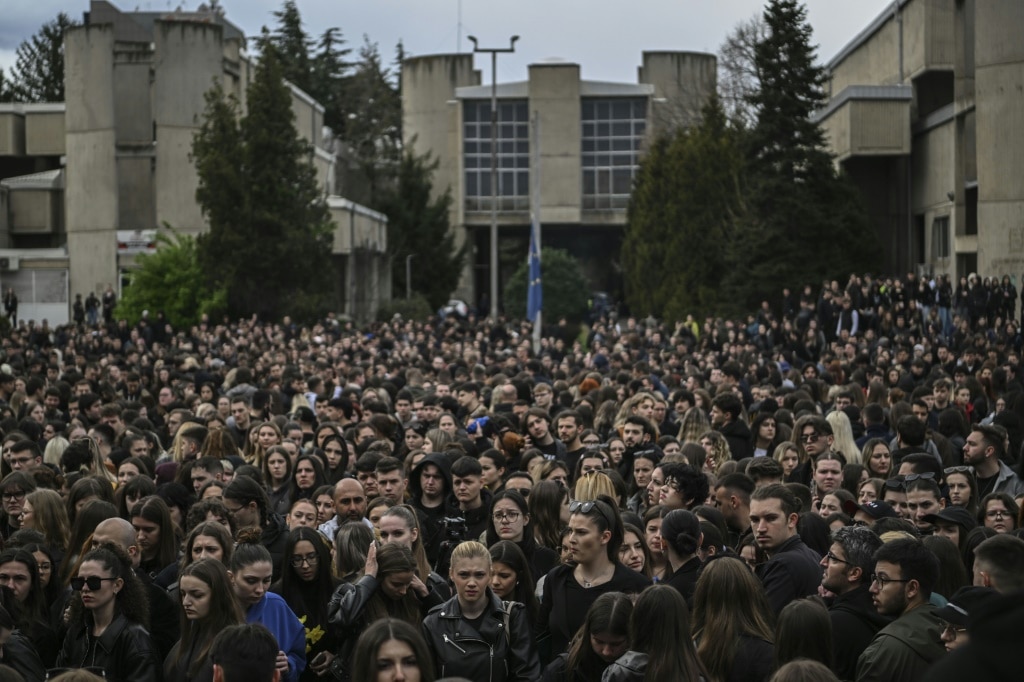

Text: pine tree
xmin=310 ymin=27 xmax=352 ymax=136
xmin=378 ymin=151 xmax=465 ymax=309
xmin=505 ymin=248 xmax=589 ymax=323
xmin=5 ymin=12 xmax=77 ymax=102
xmin=731 ymin=0 xmax=879 ymax=309
xmin=270 ymin=0 xmax=313 ymax=94
xmin=623 ymin=98 xmax=746 ymax=320
xmin=192 ymin=39 xmax=334 ymax=321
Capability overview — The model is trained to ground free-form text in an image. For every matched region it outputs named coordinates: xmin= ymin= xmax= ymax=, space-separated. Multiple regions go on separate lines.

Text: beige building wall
xmin=24 ymin=107 xmax=65 ymax=156
xmin=639 ymin=51 xmax=716 ymax=133
xmin=153 ymin=21 xmax=227 ymax=236
xmin=975 ymin=0 xmax=1024 ymax=276
xmin=529 ymin=63 xmax=582 ymax=225
xmin=401 ymin=54 xmax=479 ymax=298
xmin=65 ymin=23 xmax=119 ymax=296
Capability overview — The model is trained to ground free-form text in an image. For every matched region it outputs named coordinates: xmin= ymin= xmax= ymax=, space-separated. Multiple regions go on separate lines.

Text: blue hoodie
xmin=246 ymin=591 xmax=307 ymax=682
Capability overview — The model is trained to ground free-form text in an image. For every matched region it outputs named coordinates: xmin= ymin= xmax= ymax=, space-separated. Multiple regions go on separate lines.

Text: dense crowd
xmin=0 ymin=270 xmax=1023 ymax=682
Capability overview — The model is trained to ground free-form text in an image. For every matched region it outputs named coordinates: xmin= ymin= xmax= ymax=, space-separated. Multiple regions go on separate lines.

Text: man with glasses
xmin=934 ymin=586 xmax=998 ymax=653
xmin=6 ymin=441 xmax=41 ymax=473
xmin=856 ymin=538 xmax=945 ymax=681
xmin=963 ymin=424 xmax=1024 ymax=497
xmin=822 ymin=526 xmax=886 ymax=682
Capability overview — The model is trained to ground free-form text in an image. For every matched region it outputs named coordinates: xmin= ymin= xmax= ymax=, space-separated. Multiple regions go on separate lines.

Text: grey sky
xmin=2 ymin=1 xmax=896 ymax=85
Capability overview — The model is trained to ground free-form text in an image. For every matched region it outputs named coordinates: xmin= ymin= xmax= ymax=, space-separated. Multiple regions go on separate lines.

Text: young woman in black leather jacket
xmin=421 ymin=540 xmax=540 ymax=682
xmin=55 ymin=544 xmax=159 ymax=682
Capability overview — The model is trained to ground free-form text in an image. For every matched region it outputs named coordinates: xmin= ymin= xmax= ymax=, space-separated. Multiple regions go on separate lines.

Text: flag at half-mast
xmin=527 ymin=220 xmax=542 ymax=322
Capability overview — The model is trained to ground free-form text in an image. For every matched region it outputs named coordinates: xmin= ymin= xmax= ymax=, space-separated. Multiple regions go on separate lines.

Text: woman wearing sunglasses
xmin=56 ymin=544 xmax=159 ymax=682
xmin=538 ymin=495 xmax=650 ymax=662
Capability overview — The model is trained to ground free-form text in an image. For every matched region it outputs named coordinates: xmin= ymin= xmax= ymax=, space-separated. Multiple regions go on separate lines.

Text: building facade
xmin=816 ymin=0 xmax=1024 ymax=281
xmin=0 ymin=0 xmax=388 ymax=324
xmin=402 ymin=51 xmax=716 ymax=312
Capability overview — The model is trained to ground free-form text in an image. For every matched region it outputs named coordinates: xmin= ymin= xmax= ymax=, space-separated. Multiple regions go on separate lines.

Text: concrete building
xmin=0 ymin=0 xmax=388 ymax=324
xmin=402 ymin=51 xmax=716 ymax=312
xmin=815 ymin=0 xmax=1024 ymax=281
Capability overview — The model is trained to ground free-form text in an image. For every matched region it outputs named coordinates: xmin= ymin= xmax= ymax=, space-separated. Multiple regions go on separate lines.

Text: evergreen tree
xmin=310 ymin=27 xmax=352 ymax=136
xmin=378 ymin=151 xmax=465 ymax=309
xmin=623 ymin=98 xmax=746 ymax=320
xmin=4 ymin=12 xmax=77 ymax=102
xmin=346 ymin=37 xmax=404 ymax=206
xmin=192 ymin=39 xmax=335 ymax=321
xmin=731 ymin=0 xmax=879 ymax=309
xmin=270 ymin=0 xmax=313 ymax=94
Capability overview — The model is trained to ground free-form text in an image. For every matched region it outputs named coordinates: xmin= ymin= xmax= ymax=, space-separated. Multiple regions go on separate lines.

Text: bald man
xmin=316 ymin=478 xmax=370 ymax=541
xmin=90 ymin=517 xmax=179 ymax=659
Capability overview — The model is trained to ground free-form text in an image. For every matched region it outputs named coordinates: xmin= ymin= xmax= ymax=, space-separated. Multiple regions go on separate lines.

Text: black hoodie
xmin=828 ymin=584 xmax=891 ymax=682
xmin=927 ymin=591 xmax=1024 ymax=682
xmin=410 ymin=453 xmax=454 ymax=565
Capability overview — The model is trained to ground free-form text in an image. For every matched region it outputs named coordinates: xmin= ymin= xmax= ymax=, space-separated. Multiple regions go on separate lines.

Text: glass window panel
xmin=582 ymin=100 xmax=595 ymax=118
xmin=500 ymin=124 xmax=514 ymax=139
xmin=517 ymin=140 xmax=529 ymax=154
xmin=582 ymin=139 xmax=595 ymax=152
xmin=597 ymin=101 xmax=610 ymax=118
xmin=517 ymin=171 xmax=529 ymax=192
xmin=597 ymin=168 xmax=611 ymax=194
xmin=597 ymin=122 xmax=610 ymax=137
xmin=612 ymin=138 xmax=632 ymax=151
xmin=612 ymin=121 xmax=631 ymax=136
xmin=612 ymin=101 xmax=631 ymax=119
xmin=466 ymin=173 xmax=478 ymax=196
xmin=501 ymin=140 xmax=515 ymax=154
xmin=583 ymin=170 xmax=596 ymax=195
xmin=582 ymin=123 xmax=595 ymax=137
xmin=613 ymin=169 xmax=632 ymax=194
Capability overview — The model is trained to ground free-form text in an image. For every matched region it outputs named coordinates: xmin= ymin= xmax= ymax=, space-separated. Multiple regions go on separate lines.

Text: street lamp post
xmin=468 ymin=35 xmax=519 ymax=321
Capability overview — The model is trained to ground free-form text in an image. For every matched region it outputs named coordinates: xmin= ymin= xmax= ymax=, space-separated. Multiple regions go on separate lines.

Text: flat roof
xmin=0 ymin=169 xmax=64 ymax=191
xmin=456 ymin=80 xmax=653 ymax=99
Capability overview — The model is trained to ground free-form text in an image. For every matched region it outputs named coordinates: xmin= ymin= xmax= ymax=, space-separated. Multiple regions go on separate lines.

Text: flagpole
xmin=531 ymin=110 xmax=542 ymax=354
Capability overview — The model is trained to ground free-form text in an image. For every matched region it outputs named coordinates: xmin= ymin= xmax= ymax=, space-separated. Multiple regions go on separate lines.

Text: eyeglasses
xmin=986 ymin=509 xmax=1011 ymax=519
xmin=944 ymin=466 xmax=974 ymax=476
xmin=290 ymin=553 xmax=319 ymax=568
xmin=71 ymin=576 xmax=119 ymax=591
xmin=1 ymin=490 xmax=25 ymax=501
xmin=903 ymin=472 xmax=936 ymax=482
xmin=870 ymin=574 xmax=911 ymax=587
xmin=492 ymin=511 xmax=521 ymax=523
xmin=800 ymin=433 xmax=821 ymax=444
xmin=825 ymin=550 xmax=849 ymax=565
xmin=940 ymin=621 xmax=967 ymax=639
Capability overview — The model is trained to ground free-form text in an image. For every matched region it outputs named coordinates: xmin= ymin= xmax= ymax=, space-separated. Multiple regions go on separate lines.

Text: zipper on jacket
xmin=442 ymin=634 xmax=466 ymax=654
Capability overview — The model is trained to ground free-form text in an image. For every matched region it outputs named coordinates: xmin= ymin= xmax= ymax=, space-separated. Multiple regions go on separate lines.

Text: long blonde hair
xmin=826 ymin=410 xmax=861 ymax=465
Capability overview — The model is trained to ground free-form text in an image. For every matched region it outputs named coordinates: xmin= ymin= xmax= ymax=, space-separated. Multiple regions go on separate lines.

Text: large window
xmin=581 ymin=98 xmax=647 ymax=209
xmin=463 ymin=100 xmax=529 ymax=212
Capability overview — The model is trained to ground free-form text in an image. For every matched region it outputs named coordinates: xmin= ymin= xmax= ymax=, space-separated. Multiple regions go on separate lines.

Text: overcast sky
xmin=2 ymin=1 xmax=896 ymax=84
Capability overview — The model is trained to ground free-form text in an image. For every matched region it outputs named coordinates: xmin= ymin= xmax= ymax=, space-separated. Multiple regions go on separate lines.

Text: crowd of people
xmin=0 ymin=270 xmax=1023 ymax=681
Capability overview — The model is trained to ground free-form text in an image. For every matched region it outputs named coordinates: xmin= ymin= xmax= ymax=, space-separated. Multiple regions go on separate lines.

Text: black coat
xmin=756 ymin=535 xmax=821 ymax=616
xmin=719 ymin=419 xmax=753 ymax=461
xmin=56 ymin=612 xmax=160 ymax=682
xmin=828 ymin=585 xmax=890 ymax=682
xmin=422 ymin=591 xmax=541 ymax=682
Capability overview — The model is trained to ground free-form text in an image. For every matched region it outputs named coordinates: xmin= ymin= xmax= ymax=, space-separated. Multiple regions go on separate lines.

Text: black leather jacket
xmin=421 ymin=591 xmax=540 ymax=682
xmin=55 ymin=612 xmax=159 ymax=682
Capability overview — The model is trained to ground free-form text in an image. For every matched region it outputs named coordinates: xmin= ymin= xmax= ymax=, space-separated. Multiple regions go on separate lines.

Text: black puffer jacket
xmin=422 ymin=591 xmax=540 ymax=682
xmin=55 ymin=612 xmax=159 ymax=682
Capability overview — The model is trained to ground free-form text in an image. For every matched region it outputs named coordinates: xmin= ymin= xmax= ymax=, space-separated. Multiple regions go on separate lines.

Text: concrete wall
xmin=65 ymin=23 xmax=119 ymax=296
xmin=401 ymin=53 xmax=479 ymax=298
xmin=153 ymin=20 xmax=226 ymax=235
xmin=24 ymin=109 xmax=65 ymax=156
xmin=830 ymin=0 xmax=955 ymax=95
xmin=639 ymin=51 xmax=716 ymax=134
xmin=8 ymin=190 xmax=57 ymax=233
xmin=974 ymin=0 xmax=1024 ymax=277
xmin=0 ymin=111 xmax=26 ymax=156
xmin=529 ymin=62 xmax=582 ymax=224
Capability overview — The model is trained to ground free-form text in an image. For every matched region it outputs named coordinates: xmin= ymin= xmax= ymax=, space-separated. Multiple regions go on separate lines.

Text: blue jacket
xmin=246 ymin=592 xmax=307 ymax=682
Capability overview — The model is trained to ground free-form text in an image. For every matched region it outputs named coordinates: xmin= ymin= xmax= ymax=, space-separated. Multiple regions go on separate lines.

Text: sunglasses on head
xmin=944 ymin=466 xmax=974 ymax=476
xmin=569 ymin=499 xmax=615 ymax=525
xmin=71 ymin=576 xmax=118 ymax=591
xmin=883 ymin=477 xmax=906 ymax=490
xmin=903 ymin=472 xmax=936 ymax=483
